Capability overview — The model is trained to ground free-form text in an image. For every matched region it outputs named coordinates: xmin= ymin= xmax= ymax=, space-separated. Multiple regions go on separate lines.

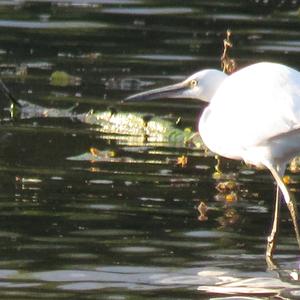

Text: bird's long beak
xmin=125 ymin=81 xmax=188 ymax=102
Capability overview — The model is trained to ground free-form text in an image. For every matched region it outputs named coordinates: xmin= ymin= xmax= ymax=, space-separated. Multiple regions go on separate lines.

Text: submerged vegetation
xmin=7 ymin=98 xmax=203 ymax=148
xmin=82 ymin=109 xmax=202 ymax=147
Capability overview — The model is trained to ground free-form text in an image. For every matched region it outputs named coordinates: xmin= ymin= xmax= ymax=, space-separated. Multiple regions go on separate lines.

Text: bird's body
xmin=200 ymin=62 xmax=300 ymax=167
xmin=126 ymin=61 xmax=300 ymax=263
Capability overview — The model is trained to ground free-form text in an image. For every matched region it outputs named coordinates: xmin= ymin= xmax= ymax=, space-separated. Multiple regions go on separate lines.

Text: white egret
xmin=126 ymin=62 xmax=300 ymax=262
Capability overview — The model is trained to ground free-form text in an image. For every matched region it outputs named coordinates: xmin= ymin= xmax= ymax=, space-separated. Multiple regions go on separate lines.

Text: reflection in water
xmin=197 ymin=201 xmax=208 ymax=222
xmin=197 ymin=267 xmax=299 ymax=297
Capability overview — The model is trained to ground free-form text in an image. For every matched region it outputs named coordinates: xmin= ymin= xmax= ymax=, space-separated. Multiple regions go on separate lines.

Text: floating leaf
xmin=225 ymin=192 xmax=237 ymax=203
xmin=50 ymin=71 xmax=81 ymax=87
xmin=176 ymin=155 xmax=188 ymax=167
xmin=216 ymin=181 xmax=238 ymax=193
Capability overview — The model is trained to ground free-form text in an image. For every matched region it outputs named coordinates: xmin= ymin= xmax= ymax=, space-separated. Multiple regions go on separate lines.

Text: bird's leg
xmin=268 ymin=163 xmax=300 ymax=253
xmin=266 ymin=185 xmax=280 ymax=269
xmin=287 ymin=193 xmax=300 ymax=250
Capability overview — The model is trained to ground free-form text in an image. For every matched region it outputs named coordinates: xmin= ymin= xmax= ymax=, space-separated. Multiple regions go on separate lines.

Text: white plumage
xmin=200 ymin=62 xmax=300 ymax=166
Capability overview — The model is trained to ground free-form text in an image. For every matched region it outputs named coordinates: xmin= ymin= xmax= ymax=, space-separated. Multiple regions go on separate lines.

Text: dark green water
xmin=0 ymin=1 xmax=300 ymax=299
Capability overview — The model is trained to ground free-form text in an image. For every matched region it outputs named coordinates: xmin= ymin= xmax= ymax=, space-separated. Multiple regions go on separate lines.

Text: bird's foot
xmin=266 ymin=236 xmax=277 ymax=270
xmin=266 ymin=254 xmax=278 ymax=270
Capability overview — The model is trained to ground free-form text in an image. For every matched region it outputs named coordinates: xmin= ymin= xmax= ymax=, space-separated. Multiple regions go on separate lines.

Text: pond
xmin=0 ymin=1 xmax=300 ymax=299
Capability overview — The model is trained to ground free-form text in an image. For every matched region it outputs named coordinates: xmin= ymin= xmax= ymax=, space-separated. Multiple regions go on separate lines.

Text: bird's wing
xmin=266 ymin=124 xmax=300 ymax=143
xmin=258 ymin=124 xmax=300 ymax=165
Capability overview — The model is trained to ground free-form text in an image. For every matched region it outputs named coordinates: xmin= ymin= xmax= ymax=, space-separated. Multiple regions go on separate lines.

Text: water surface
xmin=0 ymin=1 xmax=300 ymax=299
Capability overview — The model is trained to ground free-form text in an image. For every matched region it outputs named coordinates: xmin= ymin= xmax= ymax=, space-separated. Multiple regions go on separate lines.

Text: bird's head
xmin=125 ymin=69 xmax=227 ymax=103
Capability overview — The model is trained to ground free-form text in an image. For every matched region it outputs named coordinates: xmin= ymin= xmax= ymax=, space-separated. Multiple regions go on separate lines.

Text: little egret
xmin=126 ymin=62 xmax=300 ymax=262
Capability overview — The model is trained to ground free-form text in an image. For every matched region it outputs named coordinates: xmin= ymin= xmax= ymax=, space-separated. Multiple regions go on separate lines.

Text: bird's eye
xmin=190 ymin=79 xmax=197 ymax=88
